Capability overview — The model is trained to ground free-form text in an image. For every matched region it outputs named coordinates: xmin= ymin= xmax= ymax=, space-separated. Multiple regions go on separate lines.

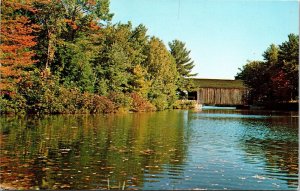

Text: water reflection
xmin=0 ymin=109 xmax=298 ymax=190
xmin=238 ymin=117 xmax=298 ymax=188
xmin=0 ymin=112 xmax=189 ymax=189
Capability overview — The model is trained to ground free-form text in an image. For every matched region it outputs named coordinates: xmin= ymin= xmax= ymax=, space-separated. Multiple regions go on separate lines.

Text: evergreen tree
xmin=168 ymin=40 xmax=197 ymax=77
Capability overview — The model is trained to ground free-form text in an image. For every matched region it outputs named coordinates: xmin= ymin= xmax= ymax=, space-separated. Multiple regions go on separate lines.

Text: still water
xmin=0 ymin=109 xmax=298 ymax=190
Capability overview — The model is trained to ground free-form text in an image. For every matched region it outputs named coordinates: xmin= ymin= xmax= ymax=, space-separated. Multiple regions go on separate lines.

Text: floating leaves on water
xmin=42 ymin=167 xmax=49 ymax=171
xmin=252 ymin=175 xmax=266 ymax=180
xmin=60 ymin=184 xmax=70 ymax=188
xmin=139 ymin=149 xmax=154 ymax=155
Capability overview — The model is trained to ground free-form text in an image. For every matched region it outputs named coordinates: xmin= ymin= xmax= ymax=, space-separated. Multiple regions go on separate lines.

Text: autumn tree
xmin=0 ymin=0 xmax=39 ymax=90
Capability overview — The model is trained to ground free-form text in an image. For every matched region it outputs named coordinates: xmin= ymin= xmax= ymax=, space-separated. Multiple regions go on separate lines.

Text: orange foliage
xmin=90 ymin=21 xmax=101 ymax=31
xmin=0 ymin=0 xmax=39 ymax=90
xmin=65 ymin=19 xmax=79 ymax=30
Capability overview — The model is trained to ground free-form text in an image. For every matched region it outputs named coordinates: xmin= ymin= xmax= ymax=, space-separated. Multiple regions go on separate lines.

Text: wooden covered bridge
xmin=188 ymin=78 xmax=248 ymax=106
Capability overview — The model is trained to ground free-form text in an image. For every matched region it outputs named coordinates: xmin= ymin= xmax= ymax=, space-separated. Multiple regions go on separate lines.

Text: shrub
xmin=151 ymin=95 xmax=168 ymax=111
xmin=0 ymin=94 xmax=26 ymax=114
xmin=108 ymin=92 xmax=132 ymax=111
xmin=130 ymin=93 xmax=156 ymax=112
xmin=173 ymin=100 xmax=196 ymax=109
xmin=91 ymin=95 xmax=115 ymax=113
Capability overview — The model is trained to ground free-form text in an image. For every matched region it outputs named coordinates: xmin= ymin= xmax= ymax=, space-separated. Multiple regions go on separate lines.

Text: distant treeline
xmin=236 ymin=34 xmax=299 ymax=108
xmin=0 ymin=0 xmax=197 ymax=114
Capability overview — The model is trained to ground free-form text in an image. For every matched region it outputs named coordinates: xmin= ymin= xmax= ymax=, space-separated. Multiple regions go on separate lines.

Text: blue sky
xmin=110 ymin=0 xmax=298 ymax=79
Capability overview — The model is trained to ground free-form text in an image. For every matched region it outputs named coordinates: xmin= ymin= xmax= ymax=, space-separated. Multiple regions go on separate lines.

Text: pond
xmin=0 ymin=109 xmax=298 ymax=190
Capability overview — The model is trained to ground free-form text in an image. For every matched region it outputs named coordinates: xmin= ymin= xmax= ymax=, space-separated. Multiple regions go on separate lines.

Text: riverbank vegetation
xmin=236 ymin=34 xmax=299 ymax=108
xmin=0 ymin=0 xmax=196 ymax=114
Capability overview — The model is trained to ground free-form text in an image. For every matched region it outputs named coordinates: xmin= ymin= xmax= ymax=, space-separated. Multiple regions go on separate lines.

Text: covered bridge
xmin=188 ymin=78 xmax=248 ymax=106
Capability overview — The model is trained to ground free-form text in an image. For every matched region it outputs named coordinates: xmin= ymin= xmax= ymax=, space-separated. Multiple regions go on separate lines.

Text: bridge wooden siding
xmin=191 ymin=78 xmax=247 ymax=106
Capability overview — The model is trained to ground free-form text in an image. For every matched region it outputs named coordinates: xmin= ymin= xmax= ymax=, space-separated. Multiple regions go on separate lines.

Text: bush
xmin=57 ymin=87 xmax=82 ymax=114
xmin=0 ymin=94 xmax=26 ymax=114
xmin=91 ymin=95 xmax=115 ymax=113
xmin=130 ymin=93 xmax=156 ymax=112
xmin=15 ymin=70 xmax=64 ymax=114
xmin=108 ymin=92 xmax=132 ymax=112
xmin=10 ymin=70 xmax=116 ymax=114
xmin=151 ymin=95 xmax=168 ymax=111
xmin=173 ymin=100 xmax=196 ymax=109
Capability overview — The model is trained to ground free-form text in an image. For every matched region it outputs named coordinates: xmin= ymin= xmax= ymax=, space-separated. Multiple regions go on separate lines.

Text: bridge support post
xmin=195 ymin=89 xmax=202 ymax=110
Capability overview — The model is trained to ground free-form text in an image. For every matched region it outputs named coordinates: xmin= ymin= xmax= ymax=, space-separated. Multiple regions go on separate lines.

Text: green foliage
xmin=93 ymin=23 xmax=133 ymax=94
xmin=168 ymin=39 xmax=197 ymax=97
xmin=1 ymin=0 xmax=196 ymax=114
xmin=109 ymin=92 xmax=133 ymax=111
xmin=236 ymin=34 xmax=299 ymax=105
xmin=16 ymin=70 xmax=63 ymax=113
xmin=278 ymin=34 xmax=299 ymax=98
xmin=169 ymin=39 xmax=197 ymax=77
xmin=151 ymin=94 xmax=169 ymax=111
xmin=145 ymin=37 xmax=179 ymax=108
xmin=57 ymin=37 xmax=96 ymax=92
xmin=129 ymin=64 xmax=151 ymax=97
xmin=173 ymin=100 xmax=196 ymax=109
xmin=0 ymin=94 xmax=26 ymax=114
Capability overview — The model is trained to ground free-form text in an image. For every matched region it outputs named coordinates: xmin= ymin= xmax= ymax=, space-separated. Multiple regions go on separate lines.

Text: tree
xmin=33 ymin=0 xmax=66 ymax=70
xmin=236 ymin=61 xmax=270 ymax=104
xmin=263 ymin=44 xmax=279 ymax=66
xmin=278 ymin=34 xmax=299 ymax=100
xmin=33 ymin=0 xmax=114 ymax=70
xmin=93 ymin=23 xmax=133 ymax=95
xmin=169 ymin=40 xmax=197 ymax=78
xmin=145 ymin=37 xmax=179 ymax=110
xmin=57 ymin=37 xmax=97 ymax=93
xmin=0 ymin=0 xmax=39 ymax=90
xmin=236 ymin=34 xmax=299 ymax=105
xmin=168 ymin=40 xmax=197 ymax=98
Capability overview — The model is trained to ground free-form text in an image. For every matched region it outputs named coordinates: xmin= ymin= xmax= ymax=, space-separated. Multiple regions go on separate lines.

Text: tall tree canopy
xmin=168 ymin=40 xmax=197 ymax=78
xmin=146 ymin=37 xmax=179 ymax=110
xmin=0 ymin=0 xmax=39 ymax=90
xmin=236 ymin=34 xmax=299 ymax=105
xmin=168 ymin=39 xmax=197 ymax=96
xmin=0 ymin=0 xmax=197 ymax=114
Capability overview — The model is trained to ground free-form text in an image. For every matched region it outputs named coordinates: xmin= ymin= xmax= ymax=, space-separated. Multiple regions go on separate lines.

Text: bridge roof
xmin=191 ymin=78 xmax=246 ymax=89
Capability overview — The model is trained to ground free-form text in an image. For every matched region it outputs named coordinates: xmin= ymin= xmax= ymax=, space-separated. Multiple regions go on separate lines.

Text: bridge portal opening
xmin=188 ymin=91 xmax=197 ymax=101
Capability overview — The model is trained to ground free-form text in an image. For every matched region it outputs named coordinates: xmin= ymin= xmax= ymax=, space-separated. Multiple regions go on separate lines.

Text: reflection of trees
xmin=238 ymin=117 xmax=298 ymax=188
xmin=0 ymin=111 xmax=190 ymax=189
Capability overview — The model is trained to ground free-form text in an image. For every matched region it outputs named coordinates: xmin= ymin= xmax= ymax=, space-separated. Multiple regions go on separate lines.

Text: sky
xmin=110 ymin=0 xmax=299 ymax=79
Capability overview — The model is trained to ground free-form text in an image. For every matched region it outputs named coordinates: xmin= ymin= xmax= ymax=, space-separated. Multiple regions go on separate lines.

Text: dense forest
xmin=0 ymin=0 xmax=197 ymax=114
xmin=236 ymin=34 xmax=299 ymax=107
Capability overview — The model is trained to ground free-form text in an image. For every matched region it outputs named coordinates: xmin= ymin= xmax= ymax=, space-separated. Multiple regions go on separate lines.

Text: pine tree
xmin=168 ymin=39 xmax=197 ymax=77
